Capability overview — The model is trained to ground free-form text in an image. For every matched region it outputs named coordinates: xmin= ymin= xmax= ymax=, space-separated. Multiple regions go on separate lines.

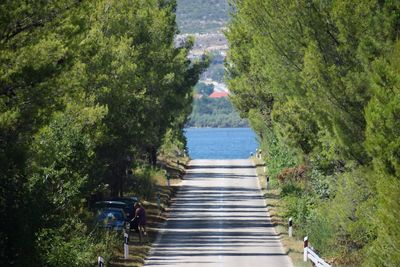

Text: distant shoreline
xmin=184 ymin=126 xmax=251 ymax=129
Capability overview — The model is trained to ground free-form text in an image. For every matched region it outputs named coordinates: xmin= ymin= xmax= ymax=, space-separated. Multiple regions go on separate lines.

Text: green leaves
xmin=29 ymin=99 xmax=106 ymax=217
xmin=1 ymin=0 xmax=205 ymax=265
xmin=227 ymin=0 xmax=400 ymax=265
xmin=365 ymin=54 xmax=400 ymax=178
xmin=363 ymin=42 xmax=400 ymax=266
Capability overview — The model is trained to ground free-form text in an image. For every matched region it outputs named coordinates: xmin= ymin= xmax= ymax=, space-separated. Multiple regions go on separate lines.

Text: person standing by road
xmin=134 ymin=202 xmax=147 ymax=239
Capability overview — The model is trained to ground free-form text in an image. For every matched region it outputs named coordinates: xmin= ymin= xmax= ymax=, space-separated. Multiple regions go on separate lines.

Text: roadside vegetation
xmin=0 ymin=1 xmax=206 ymax=266
xmin=227 ymin=1 xmax=400 ymax=266
xmin=109 ymin=155 xmax=188 ymax=267
xmin=253 ymin=157 xmax=311 ymax=267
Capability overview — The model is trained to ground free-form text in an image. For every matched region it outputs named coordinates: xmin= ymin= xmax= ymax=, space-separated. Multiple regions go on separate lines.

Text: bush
xmin=365 ymin=175 xmax=400 ymax=266
xmin=277 ymin=165 xmax=308 ymax=184
xmin=306 ymin=168 xmax=376 ymax=265
xmin=37 ymin=221 xmax=119 ymax=267
xmin=304 ymin=205 xmax=335 ymax=256
xmin=247 ymin=109 xmax=298 ymax=186
xmin=309 ymin=169 xmax=332 ymax=199
xmin=280 ymin=182 xmax=303 ymax=197
xmin=126 ymin=165 xmax=167 ymax=200
xmin=282 ymin=194 xmax=312 ymax=238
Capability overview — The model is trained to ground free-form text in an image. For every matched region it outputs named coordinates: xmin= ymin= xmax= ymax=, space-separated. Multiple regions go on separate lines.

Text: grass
xmin=253 ymin=156 xmax=312 ymax=267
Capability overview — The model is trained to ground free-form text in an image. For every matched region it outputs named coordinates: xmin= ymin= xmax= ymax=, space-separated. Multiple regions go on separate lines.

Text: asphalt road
xmin=145 ymin=159 xmax=293 ymax=267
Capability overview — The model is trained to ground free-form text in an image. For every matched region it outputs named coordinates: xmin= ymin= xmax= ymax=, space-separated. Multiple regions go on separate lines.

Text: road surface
xmin=145 ymin=159 xmax=293 ymax=267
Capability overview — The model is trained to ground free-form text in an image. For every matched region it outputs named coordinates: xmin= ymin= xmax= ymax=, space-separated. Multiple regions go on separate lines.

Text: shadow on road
xmin=145 ymin=160 xmax=290 ymax=267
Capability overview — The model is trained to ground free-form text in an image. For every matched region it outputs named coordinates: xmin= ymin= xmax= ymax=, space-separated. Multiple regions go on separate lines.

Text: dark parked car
xmin=107 ymin=196 xmax=139 ymax=221
xmin=94 ymin=200 xmax=131 ymax=218
xmin=94 ymin=208 xmax=127 ymax=231
xmin=109 ymin=196 xmax=139 ymax=204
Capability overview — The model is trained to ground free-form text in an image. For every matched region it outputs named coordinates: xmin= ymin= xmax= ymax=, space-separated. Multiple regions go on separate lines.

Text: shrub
xmin=309 ymin=168 xmax=332 ymax=199
xmin=304 ymin=204 xmax=335 ymax=256
xmin=277 ymin=165 xmax=308 ymax=184
xmin=282 ymin=194 xmax=312 ymax=238
xmin=280 ymin=182 xmax=303 ymax=197
xmin=37 ymin=221 xmax=119 ymax=267
xmin=127 ymin=166 xmax=156 ymax=200
xmin=307 ymin=168 xmax=376 ymax=265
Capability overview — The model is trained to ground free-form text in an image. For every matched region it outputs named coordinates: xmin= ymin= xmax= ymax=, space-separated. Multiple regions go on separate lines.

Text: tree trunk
xmin=149 ymin=146 xmax=157 ymax=167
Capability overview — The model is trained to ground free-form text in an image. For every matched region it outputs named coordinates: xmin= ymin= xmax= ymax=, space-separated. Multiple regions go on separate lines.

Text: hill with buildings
xmin=176 ymin=0 xmax=247 ymax=128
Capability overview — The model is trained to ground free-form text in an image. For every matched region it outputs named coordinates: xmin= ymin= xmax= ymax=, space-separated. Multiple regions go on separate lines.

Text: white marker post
xmin=288 ymin=217 xmax=293 ymax=237
xmin=263 ymin=166 xmax=266 ymax=174
xmin=98 ymin=256 xmax=104 ymax=267
xmin=303 ymin=236 xmax=309 ymax=262
xmin=124 ymin=231 xmax=129 ymax=259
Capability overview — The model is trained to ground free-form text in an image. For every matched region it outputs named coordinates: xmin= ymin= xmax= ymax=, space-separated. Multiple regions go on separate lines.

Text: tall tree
xmin=1 ymin=0 xmax=206 ymax=265
xmin=226 ymin=0 xmax=400 ymax=264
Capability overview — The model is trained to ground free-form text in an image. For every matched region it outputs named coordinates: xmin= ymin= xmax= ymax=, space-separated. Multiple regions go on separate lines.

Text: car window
xmin=99 ymin=210 xmax=124 ymax=221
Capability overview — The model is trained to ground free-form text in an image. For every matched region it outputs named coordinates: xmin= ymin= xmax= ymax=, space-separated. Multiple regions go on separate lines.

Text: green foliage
xmin=307 ymin=168 xmax=376 ymax=265
xmin=365 ymin=46 xmax=400 ymax=179
xmin=207 ymin=63 xmax=225 ymax=83
xmin=128 ymin=166 xmax=159 ymax=200
xmin=37 ymin=222 xmax=119 ymax=267
xmin=283 ymin=195 xmax=311 ymax=234
xmin=159 ymin=127 xmax=187 ymax=158
xmin=29 ymin=99 xmax=107 ymax=209
xmin=366 ymin=176 xmax=400 ymax=267
xmin=280 ymin=183 xmax=303 ymax=198
xmin=187 ymin=97 xmax=249 ymax=127
xmin=304 ymin=205 xmax=335 ymax=256
xmin=248 ymin=109 xmax=297 ymax=183
xmin=363 ymin=40 xmax=400 ymax=267
xmin=226 ymin=0 xmax=400 ymax=265
xmin=0 ymin=0 xmax=206 ymax=265
xmin=309 ymin=169 xmax=332 ymax=199
xmin=201 ymin=52 xmax=226 ymax=84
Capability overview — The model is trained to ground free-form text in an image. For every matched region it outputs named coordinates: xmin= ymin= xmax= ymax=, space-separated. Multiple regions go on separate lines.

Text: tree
xmin=0 ymin=0 xmax=206 ymax=265
xmin=0 ymin=1 xmax=87 ymax=264
xmin=226 ymin=0 xmax=400 ymax=264
xmin=364 ymin=41 xmax=400 ymax=266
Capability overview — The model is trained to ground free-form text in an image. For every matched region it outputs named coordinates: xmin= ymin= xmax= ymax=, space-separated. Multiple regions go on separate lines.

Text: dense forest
xmin=226 ymin=1 xmax=400 ymax=266
xmin=0 ymin=1 xmax=206 ymax=266
xmin=187 ymin=96 xmax=249 ymax=128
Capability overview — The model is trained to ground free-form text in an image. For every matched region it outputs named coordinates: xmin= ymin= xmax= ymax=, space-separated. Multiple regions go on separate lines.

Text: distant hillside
xmin=177 ymin=0 xmax=249 ymax=128
xmin=186 ymin=97 xmax=249 ymax=128
xmin=176 ymin=0 xmax=230 ymax=34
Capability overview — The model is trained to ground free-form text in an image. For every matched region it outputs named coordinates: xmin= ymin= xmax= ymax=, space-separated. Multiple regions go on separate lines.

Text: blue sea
xmin=184 ymin=128 xmax=259 ymax=159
